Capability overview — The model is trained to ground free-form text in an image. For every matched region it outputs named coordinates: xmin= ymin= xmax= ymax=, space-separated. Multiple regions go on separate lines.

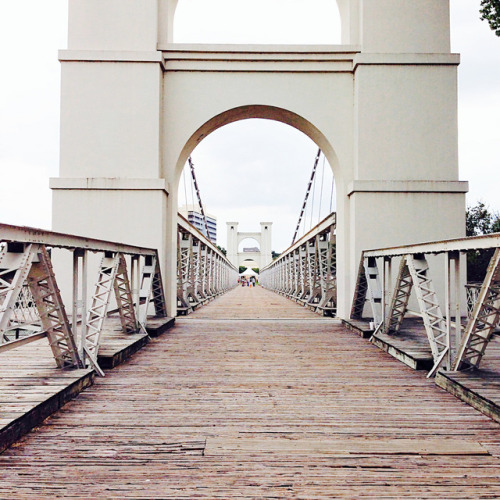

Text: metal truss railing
xmin=350 ymin=232 xmax=500 ymax=375
xmin=0 ymin=224 xmax=167 ymax=375
xmin=177 ymin=214 xmax=238 ymax=315
xmin=260 ymin=213 xmax=337 ymax=316
xmin=465 ymin=283 xmax=482 ymax=318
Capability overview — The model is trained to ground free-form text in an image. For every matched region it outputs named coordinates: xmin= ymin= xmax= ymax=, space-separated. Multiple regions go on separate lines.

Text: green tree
xmin=466 ymin=202 xmax=500 ymax=281
xmin=217 ymin=245 xmax=227 ymax=256
xmin=480 ymin=0 xmax=500 ymax=36
xmin=466 ymin=201 xmax=495 ymax=236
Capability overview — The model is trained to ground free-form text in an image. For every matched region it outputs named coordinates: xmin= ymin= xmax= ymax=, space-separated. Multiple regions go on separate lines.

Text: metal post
xmin=72 ymin=250 xmax=80 ymax=355
xmin=444 ymin=252 xmax=452 ymax=370
xmin=131 ymin=255 xmax=140 ymax=320
xmin=381 ymin=257 xmax=386 ymax=331
xmin=454 ymin=252 xmax=462 ymax=349
xmin=81 ymin=250 xmax=88 ymax=364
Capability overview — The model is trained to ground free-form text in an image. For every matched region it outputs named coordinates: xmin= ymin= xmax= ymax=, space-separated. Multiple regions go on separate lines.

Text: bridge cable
xmin=329 ymin=169 xmax=335 ymax=214
xmin=190 ymin=165 xmax=195 ymax=209
xmin=291 ymin=147 xmax=322 ymax=245
xmin=182 ymin=168 xmax=189 ymax=208
xmin=309 ymin=163 xmax=317 ymax=230
xmin=187 ymin=156 xmax=211 ymax=239
xmin=318 ymin=154 xmax=326 ymax=222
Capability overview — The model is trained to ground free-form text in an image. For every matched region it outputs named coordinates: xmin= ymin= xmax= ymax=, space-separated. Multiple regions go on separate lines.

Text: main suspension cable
xmin=318 ymin=154 xmax=326 ymax=222
xmin=329 ymin=170 xmax=335 ymax=214
xmin=187 ymin=156 xmax=210 ymax=238
xmin=291 ymin=147 xmax=322 ymax=245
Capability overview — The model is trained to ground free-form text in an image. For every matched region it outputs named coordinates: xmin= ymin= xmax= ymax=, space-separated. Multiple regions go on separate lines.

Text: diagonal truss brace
xmin=351 ymin=258 xmax=368 ymax=320
xmin=351 ymin=257 xmax=383 ymax=324
xmin=385 ymin=256 xmax=413 ymax=335
xmin=0 ymin=243 xmax=37 ymax=340
xmin=27 ymin=246 xmax=83 ymax=369
xmin=453 ymin=248 xmax=500 ymax=371
xmin=315 ymin=234 xmax=337 ymax=313
xmin=406 ymin=255 xmax=448 ymax=363
xmin=138 ymin=255 xmax=167 ymax=326
xmin=86 ymin=253 xmax=138 ymax=359
xmin=0 ymin=243 xmax=82 ymax=369
xmin=113 ymin=255 xmax=137 ymax=334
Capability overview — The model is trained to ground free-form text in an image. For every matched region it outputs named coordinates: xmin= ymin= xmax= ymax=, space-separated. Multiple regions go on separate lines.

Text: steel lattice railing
xmin=177 ymin=214 xmax=238 ymax=315
xmin=0 ymin=224 xmax=167 ymax=375
xmin=350 ymin=232 xmax=500 ymax=375
xmin=260 ymin=213 xmax=337 ymax=316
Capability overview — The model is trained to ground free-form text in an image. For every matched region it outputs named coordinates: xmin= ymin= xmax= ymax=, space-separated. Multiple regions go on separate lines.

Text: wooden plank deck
xmin=1 ymin=286 xmax=500 ymax=498
xmin=370 ymin=317 xmax=435 ymax=371
xmin=341 ymin=318 xmax=374 ymax=339
xmin=98 ymin=316 xmax=175 ymax=368
xmin=97 ymin=320 xmax=150 ymax=370
xmin=344 ymin=315 xmax=500 ymax=424
xmin=0 ymin=340 xmax=94 ymax=454
xmin=436 ymin=334 xmax=500 ymax=424
xmin=0 ymin=315 xmax=172 ymax=453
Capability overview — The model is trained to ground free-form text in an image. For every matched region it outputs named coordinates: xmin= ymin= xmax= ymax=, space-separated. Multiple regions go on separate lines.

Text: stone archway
xmin=226 ymin=224 xmax=273 ymax=270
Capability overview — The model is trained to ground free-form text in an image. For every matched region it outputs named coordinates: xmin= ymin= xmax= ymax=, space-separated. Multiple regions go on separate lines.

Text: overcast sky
xmin=0 ymin=1 xmax=499 ymax=252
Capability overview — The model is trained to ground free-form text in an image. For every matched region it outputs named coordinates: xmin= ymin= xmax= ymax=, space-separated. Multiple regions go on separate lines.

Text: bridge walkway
xmin=1 ymin=286 xmax=500 ymax=498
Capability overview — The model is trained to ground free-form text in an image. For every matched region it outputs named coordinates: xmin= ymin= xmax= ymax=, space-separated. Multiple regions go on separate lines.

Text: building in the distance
xmin=179 ymin=204 xmax=217 ymax=243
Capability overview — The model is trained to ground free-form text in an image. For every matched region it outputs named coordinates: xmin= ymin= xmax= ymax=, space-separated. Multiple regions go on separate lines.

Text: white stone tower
xmin=226 ymin=222 xmax=239 ymax=268
xmin=226 ymin=222 xmax=273 ymax=269
xmin=53 ymin=0 xmax=466 ymax=317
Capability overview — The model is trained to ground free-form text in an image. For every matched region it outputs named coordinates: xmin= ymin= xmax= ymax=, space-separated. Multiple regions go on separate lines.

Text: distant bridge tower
xmin=227 ymin=222 xmax=273 ymax=270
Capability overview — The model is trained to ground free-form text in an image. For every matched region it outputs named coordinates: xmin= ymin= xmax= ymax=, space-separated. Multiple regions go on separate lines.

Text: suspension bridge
xmin=2 ymin=0 xmax=500 ymax=497
xmin=2 ymin=180 xmax=500 ymax=497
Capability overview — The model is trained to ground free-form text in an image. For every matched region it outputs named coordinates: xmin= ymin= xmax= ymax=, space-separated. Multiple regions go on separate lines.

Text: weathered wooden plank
xmin=341 ymin=319 xmax=374 ymax=338
xmin=436 ymin=370 xmax=500 ymax=424
xmin=97 ymin=331 xmax=150 ymax=369
xmin=146 ymin=317 xmax=175 ymax=338
xmin=0 ymin=368 xmax=94 ymax=453
xmin=371 ymin=334 xmax=434 ymax=370
xmin=205 ymin=437 xmax=488 ymax=456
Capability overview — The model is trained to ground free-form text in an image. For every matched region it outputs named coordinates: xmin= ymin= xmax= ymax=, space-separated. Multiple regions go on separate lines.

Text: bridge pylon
xmin=52 ymin=0 xmax=467 ymax=318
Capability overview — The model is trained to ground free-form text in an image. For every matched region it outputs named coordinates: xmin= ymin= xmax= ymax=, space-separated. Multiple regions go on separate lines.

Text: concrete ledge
xmin=436 ymin=370 xmax=500 ymax=424
xmin=354 ymin=53 xmax=460 ymax=70
xmin=0 ymin=369 xmax=95 ymax=454
xmin=50 ymin=177 xmax=170 ymax=194
xmin=348 ymin=180 xmax=469 ymax=196
xmin=59 ymin=50 xmax=163 ymax=63
xmin=162 ymin=60 xmax=354 ymax=73
xmin=160 ymin=44 xmax=361 ymax=73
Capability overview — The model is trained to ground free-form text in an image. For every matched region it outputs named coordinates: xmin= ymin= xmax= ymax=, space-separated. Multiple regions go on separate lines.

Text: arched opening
xmin=241 ymin=259 xmax=260 ymax=270
xmin=173 ymin=0 xmax=342 ymax=45
xmin=175 ymin=110 xmax=339 ymax=259
xmin=238 ymin=238 xmax=261 ymax=254
xmin=175 ymin=105 xmax=341 ymax=186
xmin=168 ymin=103 xmax=347 ymax=318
